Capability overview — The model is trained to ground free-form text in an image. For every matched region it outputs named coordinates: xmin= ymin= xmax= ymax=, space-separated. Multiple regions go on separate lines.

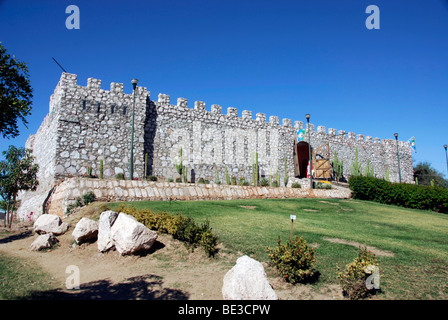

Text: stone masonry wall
xmin=16 ymin=81 xmax=63 ymax=218
xmin=54 ymin=73 xmax=148 ymax=180
xmin=17 ymin=72 xmax=413 ymax=220
xmin=146 ymin=94 xmax=296 ymax=184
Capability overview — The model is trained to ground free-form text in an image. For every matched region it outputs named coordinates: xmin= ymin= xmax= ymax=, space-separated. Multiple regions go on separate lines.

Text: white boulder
xmin=97 ymin=210 xmax=119 ymax=252
xmin=222 ymin=255 xmax=278 ymax=300
xmin=33 ymin=214 xmax=69 ymax=236
xmin=30 ymin=233 xmax=59 ymax=251
xmin=110 ymin=212 xmax=158 ymax=255
xmin=72 ymin=217 xmax=99 ymax=244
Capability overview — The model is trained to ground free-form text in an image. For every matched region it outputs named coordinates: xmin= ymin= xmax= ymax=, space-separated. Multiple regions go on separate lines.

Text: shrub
xmin=115 ymin=172 xmax=125 ymax=180
xmin=291 ymin=182 xmax=301 ymax=188
xmin=65 ymin=202 xmax=79 ymax=215
xmin=349 ymin=176 xmax=448 ymax=213
xmin=271 ymin=180 xmax=279 ymax=187
xmin=82 ymin=191 xmax=96 ymax=206
xmin=197 ymin=177 xmax=205 ymax=184
xmin=199 ymin=220 xmax=219 ymax=257
xmin=266 ymin=236 xmax=317 ymax=284
xmin=259 ymin=178 xmax=269 ymax=187
xmin=231 ymin=176 xmax=237 ymax=185
xmin=119 ymin=205 xmax=219 ymax=257
xmin=65 ymin=192 xmax=95 ymax=214
xmin=147 ymin=175 xmax=157 ymax=181
xmin=175 ymin=177 xmax=182 ymax=183
xmin=316 ymin=182 xmax=332 ymax=189
xmin=238 ymin=178 xmax=249 ymax=186
xmin=337 ymin=246 xmax=379 ymax=300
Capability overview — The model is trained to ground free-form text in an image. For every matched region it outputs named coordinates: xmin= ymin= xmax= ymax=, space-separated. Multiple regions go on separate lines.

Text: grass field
xmin=0 ymin=251 xmax=54 ymax=300
xmin=109 ymin=198 xmax=448 ymax=299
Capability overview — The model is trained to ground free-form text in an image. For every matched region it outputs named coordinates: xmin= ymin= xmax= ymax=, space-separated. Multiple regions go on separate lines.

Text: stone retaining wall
xmin=45 ymin=177 xmax=352 ymax=217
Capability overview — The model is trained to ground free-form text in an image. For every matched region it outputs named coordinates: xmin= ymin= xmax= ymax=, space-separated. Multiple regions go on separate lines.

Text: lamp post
xmin=129 ymin=78 xmax=138 ymax=180
xmin=394 ymin=133 xmax=402 ymax=183
xmin=444 ymin=145 xmax=448 ymax=177
xmin=305 ymin=114 xmax=313 ymax=189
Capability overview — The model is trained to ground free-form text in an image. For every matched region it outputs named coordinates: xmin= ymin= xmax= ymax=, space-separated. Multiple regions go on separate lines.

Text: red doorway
xmin=294 ymin=141 xmax=313 ymax=178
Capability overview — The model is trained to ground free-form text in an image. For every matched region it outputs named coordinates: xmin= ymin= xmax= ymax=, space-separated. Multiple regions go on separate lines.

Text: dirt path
xmin=0 ymin=215 xmax=343 ymax=300
xmin=323 ymin=237 xmax=395 ymax=257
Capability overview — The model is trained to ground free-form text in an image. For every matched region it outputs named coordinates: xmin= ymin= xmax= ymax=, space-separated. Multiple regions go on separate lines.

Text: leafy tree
xmin=0 ymin=146 xmax=39 ymax=228
xmin=0 ymin=43 xmax=33 ymax=139
xmin=414 ymin=161 xmax=448 ymax=188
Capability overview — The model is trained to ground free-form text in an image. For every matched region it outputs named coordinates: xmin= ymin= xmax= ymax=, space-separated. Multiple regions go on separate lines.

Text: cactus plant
xmin=284 ymin=157 xmax=288 ymax=186
xmin=215 ymin=169 xmax=220 ymax=184
xmin=385 ymin=167 xmax=390 ymax=182
xmin=99 ymin=159 xmax=103 ymax=179
xmin=174 ymin=147 xmax=187 ymax=182
xmin=144 ymin=153 xmax=148 ymax=179
xmin=364 ymin=159 xmax=375 ymax=178
xmin=332 ymin=151 xmax=343 ymax=183
xmin=225 ymin=165 xmax=230 ymax=185
xmin=350 ymin=147 xmax=363 ymax=177
xmin=252 ymin=152 xmax=259 ymax=186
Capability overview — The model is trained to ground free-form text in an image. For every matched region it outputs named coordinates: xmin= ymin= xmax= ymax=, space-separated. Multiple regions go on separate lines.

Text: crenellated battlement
xmin=155 ymin=92 xmax=294 ymax=130
xmin=54 ymin=73 xmax=409 ymax=149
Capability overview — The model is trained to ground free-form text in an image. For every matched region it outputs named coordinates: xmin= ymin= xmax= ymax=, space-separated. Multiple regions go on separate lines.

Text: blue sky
xmin=1 ymin=0 xmax=447 ymax=176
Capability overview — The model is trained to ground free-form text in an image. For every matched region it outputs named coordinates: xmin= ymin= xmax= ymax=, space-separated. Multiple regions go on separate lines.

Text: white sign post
xmin=290 ymin=212 xmax=296 ymax=241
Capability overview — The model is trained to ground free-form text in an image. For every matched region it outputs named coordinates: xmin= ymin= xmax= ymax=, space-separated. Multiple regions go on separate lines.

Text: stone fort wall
xmin=17 ymin=72 xmax=413 ymax=219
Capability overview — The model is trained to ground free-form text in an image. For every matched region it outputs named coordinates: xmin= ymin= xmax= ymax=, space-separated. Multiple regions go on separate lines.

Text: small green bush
xmin=316 ymin=182 xmax=332 ymax=189
xmin=147 ymin=175 xmax=157 ymax=181
xmin=65 ymin=192 xmax=95 ymax=214
xmin=337 ymin=246 xmax=379 ymax=300
xmin=82 ymin=191 xmax=96 ymax=206
xmin=259 ymin=178 xmax=269 ymax=187
xmin=115 ymin=172 xmax=125 ymax=180
xmin=349 ymin=176 xmax=448 ymax=213
xmin=271 ymin=180 xmax=279 ymax=187
xmin=197 ymin=177 xmax=205 ymax=184
xmin=199 ymin=220 xmax=219 ymax=257
xmin=266 ymin=236 xmax=317 ymax=283
xmin=231 ymin=176 xmax=237 ymax=185
xmin=291 ymin=182 xmax=301 ymax=188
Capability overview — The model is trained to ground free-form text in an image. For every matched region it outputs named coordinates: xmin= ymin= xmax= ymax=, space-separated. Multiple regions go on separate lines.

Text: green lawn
xmin=109 ymin=198 xmax=448 ymax=299
xmin=0 ymin=252 xmax=54 ymax=300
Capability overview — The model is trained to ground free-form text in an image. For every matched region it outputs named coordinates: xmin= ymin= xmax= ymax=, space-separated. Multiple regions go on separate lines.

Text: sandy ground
xmin=0 ymin=214 xmax=343 ymax=300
